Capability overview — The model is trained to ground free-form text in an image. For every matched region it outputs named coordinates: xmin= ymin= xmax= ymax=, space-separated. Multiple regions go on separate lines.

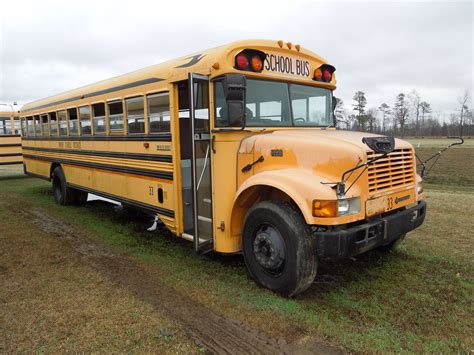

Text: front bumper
xmin=314 ymin=201 xmax=427 ymax=258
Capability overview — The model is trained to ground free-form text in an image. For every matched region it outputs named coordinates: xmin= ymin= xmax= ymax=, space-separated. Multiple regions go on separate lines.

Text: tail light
xmin=313 ymin=64 xmax=335 ymax=82
xmin=236 ymin=54 xmax=249 ymax=70
xmin=234 ymin=49 xmax=266 ymax=73
xmin=323 ymin=69 xmax=332 ymax=82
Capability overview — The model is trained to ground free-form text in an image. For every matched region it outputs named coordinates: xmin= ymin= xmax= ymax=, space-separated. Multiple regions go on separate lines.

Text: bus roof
xmin=21 ymin=39 xmax=334 ymax=114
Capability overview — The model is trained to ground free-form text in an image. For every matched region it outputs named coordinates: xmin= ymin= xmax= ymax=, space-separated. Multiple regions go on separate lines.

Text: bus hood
xmin=239 ymin=129 xmax=413 ymax=186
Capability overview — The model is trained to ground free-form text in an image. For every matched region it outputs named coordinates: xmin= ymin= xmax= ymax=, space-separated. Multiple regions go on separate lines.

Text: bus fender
xmin=230 ymin=169 xmax=340 ymax=243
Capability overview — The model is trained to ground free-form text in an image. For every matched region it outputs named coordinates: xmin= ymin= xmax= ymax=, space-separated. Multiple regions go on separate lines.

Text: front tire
xmin=242 ymin=201 xmax=317 ymax=297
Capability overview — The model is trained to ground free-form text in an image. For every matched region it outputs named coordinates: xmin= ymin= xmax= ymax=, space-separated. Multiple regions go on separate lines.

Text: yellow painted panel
xmin=62 ymin=164 xmax=175 ymax=212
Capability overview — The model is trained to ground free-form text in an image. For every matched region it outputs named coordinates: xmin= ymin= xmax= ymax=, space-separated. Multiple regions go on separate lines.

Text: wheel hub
xmin=253 ymin=224 xmax=286 ymax=273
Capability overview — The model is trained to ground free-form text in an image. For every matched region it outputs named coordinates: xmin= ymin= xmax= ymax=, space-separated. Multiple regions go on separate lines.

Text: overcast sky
xmin=0 ymin=0 xmax=472 ymax=118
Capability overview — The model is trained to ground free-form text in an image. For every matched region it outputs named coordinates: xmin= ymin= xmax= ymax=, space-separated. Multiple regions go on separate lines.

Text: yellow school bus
xmin=20 ymin=39 xmax=426 ymax=296
xmin=0 ymin=111 xmax=23 ymax=166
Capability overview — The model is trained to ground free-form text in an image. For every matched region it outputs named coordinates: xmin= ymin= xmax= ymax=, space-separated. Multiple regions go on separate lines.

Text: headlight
xmin=313 ymin=197 xmax=360 ymax=217
xmin=417 ymin=179 xmax=424 ymax=194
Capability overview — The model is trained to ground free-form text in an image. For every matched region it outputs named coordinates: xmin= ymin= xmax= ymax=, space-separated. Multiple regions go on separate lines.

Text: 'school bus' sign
xmin=263 ymin=52 xmax=311 ymax=78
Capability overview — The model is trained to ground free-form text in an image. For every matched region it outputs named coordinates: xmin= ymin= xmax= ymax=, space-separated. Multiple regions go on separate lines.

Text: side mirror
xmin=223 ymin=74 xmax=246 ymax=127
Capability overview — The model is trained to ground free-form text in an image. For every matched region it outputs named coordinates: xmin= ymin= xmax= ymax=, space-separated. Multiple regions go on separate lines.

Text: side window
xmin=20 ymin=118 xmax=26 ymax=137
xmin=34 ymin=115 xmax=41 ymax=135
xmin=26 ymin=116 xmax=34 ymax=136
xmin=6 ymin=117 xmax=13 ymax=134
xmin=125 ymin=96 xmax=145 ymax=134
xmin=0 ymin=116 xmax=7 ymax=135
xmin=107 ymin=100 xmax=124 ymax=132
xmin=41 ymin=114 xmax=49 ymax=136
xmin=13 ymin=117 xmax=21 ymax=135
xmin=58 ymin=110 xmax=68 ymax=136
xmin=92 ymin=103 xmax=106 ymax=134
xmin=147 ymin=93 xmax=170 ymax=133
xmin=49 ymin=112 xmax=58 ymax=135
xmin=79 ymin=106 xmax=91 ymax=135
xmin=67 ymin=108 xmax=78 ymax=135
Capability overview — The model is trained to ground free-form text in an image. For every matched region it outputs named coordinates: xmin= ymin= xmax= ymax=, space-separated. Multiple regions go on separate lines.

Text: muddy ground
xmin=2 ymin=191 xmax=340 ymax=354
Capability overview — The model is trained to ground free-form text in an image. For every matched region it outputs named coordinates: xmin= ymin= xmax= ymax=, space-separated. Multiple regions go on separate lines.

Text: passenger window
xmin=58 ymin=110 xmax=68 ymax=136
xmin=0 ymin=116 xmax=12 ymax=135
xmin=125 ymin=97 xmax=145 ymax=134
xmin=49 ymin=112 xmax=58 ymax=135
xmin=26 ymin=117 xmax=34 ymax=136
xmin=41 ymin=114 xmax=49 ymax=136
xmin=107 ymin=100 xmax=124 ymax=132
xmin=34 ymin=115 xmax=41 ymax=135
xmin=147 ymin=93 xmax=170 ymax=133
xmin=13 ymin=117 xmax=20 ymax=135
xmin=92 ymin=103 xmax=106 ymax=134
xmin=79 ymin=106 xmax=91 ymax=135
xmin=20 ymin=118 xmax=26 ymax=137
xmin=68 ymin=108 xmax=79 ymax=135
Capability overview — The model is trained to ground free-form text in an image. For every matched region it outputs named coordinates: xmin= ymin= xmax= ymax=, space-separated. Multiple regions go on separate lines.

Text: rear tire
xmin=51 ymin=166 xmax=85 ymax=205
xmin=242 ymin=201 xmax=317 ymax=297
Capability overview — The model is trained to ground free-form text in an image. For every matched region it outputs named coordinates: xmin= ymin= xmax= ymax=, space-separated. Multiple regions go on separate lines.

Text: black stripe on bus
xmin=21 ymin=133 xmax=172 ymax=142
xmin=0 ymin=134 xmax=21 ymax=138
xmin=0 ymin=161 xmax=23 ymax=166
xmin=22 ymin=147 xmax=172 ymax=163
xmin=0 ymin=143 xmax=22 ymax=147
xmin=22 ymin=77 xmax=164 ymax=113
xmin=67 ymin=183 xmax=175 ymax=218
xmin=23 ymin=154 xmax=173 ymax=181
xmin=0 ymin=153 xmax=23 ymax=157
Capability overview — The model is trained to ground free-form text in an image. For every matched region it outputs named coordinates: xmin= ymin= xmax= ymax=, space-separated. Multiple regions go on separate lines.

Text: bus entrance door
xmin=179 ymin=73 xmax=213 ymax=253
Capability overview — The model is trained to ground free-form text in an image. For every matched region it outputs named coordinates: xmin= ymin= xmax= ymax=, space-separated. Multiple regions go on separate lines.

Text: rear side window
xmin=125 ymin=96 xmax=145 ymax=134
xmin=92 ymin=103 xmax=106 ymax=134
xmin=68 ymin=108 xmax=78 ymax=135
xmin=41 ymin=114 xmax=49 ymax=136
xmin=108 ymin=100 xmax=124 ymax=132
xmin=49 ymin=112 xmax=58 ymax=135
xmin=147 ymin=93 xmax=170 ymax=133
xmin=79 ymin=106 xmax=91 ymax=135
xmin=26 ymin=117 xmax=34 ymax=136
xmin=34 ymin=115 xmax=41 ymax=135
xmin=20 ymin=118 xmax=26 ymax=136
xmin=0 ymin=116 xmax=11 ymax=135
xmin=58 ymin=110 xmax=68 ymax=135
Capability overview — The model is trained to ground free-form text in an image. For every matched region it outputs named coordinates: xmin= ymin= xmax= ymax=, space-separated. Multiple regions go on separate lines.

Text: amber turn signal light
xmin=250 ymin=56 xmax=263 ymax=71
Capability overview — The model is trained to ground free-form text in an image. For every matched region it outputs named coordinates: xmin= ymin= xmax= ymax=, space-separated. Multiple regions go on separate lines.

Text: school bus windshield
xmin=215 ymin=79 xmax=334 ymax=127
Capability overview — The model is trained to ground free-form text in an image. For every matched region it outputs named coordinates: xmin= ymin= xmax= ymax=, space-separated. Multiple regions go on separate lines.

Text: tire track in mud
xmin=20 ymin=208 xmax=341 ymax=354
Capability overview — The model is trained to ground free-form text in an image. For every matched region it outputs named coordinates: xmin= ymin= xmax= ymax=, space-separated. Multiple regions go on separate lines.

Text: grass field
xmin=1 ymin=140 xmax=473 ymax=353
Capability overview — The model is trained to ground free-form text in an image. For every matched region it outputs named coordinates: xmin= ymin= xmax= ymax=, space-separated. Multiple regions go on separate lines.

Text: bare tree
xmin=419 ymin=101 xmax=432 ymax=136
xmin=394 ymin=93 xmax=409 ymax=136
xmin=408 ymin=90 xmax=421 ymax=136
xmin=352 ymin=91 xmax=367 ymax=130
xmin=458 ymin=90 xmax=470 ymax=137
xmin=366 ymin=107 xmax=378 ymax=132
xmin=378 ymin=103 xmax=391 ymax=133
xmin=334 ymin=97 xmax=349 ymax=129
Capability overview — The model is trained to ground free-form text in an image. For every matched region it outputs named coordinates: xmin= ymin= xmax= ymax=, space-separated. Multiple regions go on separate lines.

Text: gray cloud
xmin=0 ymin=0 xmax=472 ymax=117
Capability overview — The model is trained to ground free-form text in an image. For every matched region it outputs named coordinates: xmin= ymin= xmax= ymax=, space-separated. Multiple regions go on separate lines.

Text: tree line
xmin=334 ymin=90 xmax=473 ymax=137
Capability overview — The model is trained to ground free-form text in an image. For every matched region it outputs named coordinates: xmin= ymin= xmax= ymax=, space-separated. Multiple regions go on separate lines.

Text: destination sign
xmin=263 ymin=53 xmax=311 ymax=78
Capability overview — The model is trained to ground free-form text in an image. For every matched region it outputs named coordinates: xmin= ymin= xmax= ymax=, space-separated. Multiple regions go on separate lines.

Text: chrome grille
xmin=367 ymin=148 xmax=415 ymax=194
